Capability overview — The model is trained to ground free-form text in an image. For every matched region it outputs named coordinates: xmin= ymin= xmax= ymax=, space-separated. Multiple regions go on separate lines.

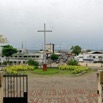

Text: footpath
xmin=0 ymin=70 xmax=98 ymax=103
xmin=28 ymin=72 xmax=98 ymax=103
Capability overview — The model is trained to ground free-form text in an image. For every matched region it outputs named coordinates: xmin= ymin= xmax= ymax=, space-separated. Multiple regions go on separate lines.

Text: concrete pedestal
xmin=43 ymin=64 xmax=47 ymax=71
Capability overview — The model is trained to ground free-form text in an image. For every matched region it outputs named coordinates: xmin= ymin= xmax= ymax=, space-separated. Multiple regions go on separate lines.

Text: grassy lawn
xmin=17 ymin=68 xmax=75 ymax=75
xmin=5 ymin=66 xmax=95 ymax=76
xmin=33 ymin=68 xmax=74 ymax=75
xmin=28 ymin=67 xmax=94 ymax=76
xmin=33 ymin=68 xmax=59 ymax=75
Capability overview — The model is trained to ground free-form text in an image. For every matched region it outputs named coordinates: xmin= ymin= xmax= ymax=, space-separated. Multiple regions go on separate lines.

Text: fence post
xmin=0 ymin=74 xmax=1 ymax=87
xmin=0 ymin=72 xmax=3 ymax=103
xmin=97 ymin=70 xmax=103 ymax=103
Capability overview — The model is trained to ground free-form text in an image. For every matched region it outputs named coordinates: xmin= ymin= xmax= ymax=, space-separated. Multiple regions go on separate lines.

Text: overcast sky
xmin=0 ymin=0 xmax=103 ymax=50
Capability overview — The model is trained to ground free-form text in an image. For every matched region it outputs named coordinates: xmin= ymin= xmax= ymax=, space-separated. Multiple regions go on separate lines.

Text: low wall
xmin=79 ymin=62 xmax=102 ymax=67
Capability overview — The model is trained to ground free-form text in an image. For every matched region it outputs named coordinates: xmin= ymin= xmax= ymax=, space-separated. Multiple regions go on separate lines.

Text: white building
xmin=1 ymin=48 xmax=43 ymax=64
xmin=74 ymin=51 xmax=103 ymax=62
xmin=46 ymin=43 xmax=54 ymax=53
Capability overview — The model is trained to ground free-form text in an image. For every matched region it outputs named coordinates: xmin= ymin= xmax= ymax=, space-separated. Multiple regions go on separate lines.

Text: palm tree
xmin=0 ymin=34 xmax=8 ymax=43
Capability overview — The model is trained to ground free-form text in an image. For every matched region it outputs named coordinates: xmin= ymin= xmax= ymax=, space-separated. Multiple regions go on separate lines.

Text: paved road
xmin=28 ymin=72 xmax=98 ymax=103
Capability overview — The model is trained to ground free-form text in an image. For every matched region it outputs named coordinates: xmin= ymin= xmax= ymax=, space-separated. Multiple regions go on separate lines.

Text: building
xmin=0 ymin=43 xmax=56 ymax=65
xmin=46 ymin=43 xmax=54 ymax=53
xmin=74 ymin=51 xmax=103 ymax=63
xmin=0 ymin=48 xmax=43 ymax=64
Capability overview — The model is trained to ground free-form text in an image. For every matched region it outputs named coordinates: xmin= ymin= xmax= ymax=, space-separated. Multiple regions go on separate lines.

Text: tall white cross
xmin=37 ymin=23 xmax=52 ymax=64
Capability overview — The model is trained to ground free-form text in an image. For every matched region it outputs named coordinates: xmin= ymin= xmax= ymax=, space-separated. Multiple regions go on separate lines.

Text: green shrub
xmin=27 ymin=59 xmax=39 ymax=68
xmin=50 ymin=54 xmax=58 ymax=61
xmin=2 ymin=61 xmax=7 ymax=65
xmin=58 ymin=64 xmax=89 ymax=74
xmin=4 ymin=64 xmax=34 ymax=74
xmin=8 ymin=61 xmax=13 ymax=65
xmin=67 ymin=59 xmax=78 ymax=65
xmin=72 ymin=66 xmax=88 ymax=74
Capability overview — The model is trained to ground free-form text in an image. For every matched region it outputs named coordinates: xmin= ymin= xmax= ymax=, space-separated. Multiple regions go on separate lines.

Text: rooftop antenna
xmin=22 ymin=41 xmax=23 ymax=49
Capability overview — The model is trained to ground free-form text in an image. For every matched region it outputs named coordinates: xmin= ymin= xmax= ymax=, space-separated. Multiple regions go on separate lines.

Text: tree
xmin=27 ymin=59 xmax=39 ymax=68
xmin=86 ymin=49 xmax=91 ymax=52
xmin=2 ymin=45 xmax=18 ymax=63
xmin=67 ymin=59 xmax=78 ymax=65
xmin=71 ymin=45 xmax=81 ymax=55
xmin=50 ymin=54 xmax=58 ymax=62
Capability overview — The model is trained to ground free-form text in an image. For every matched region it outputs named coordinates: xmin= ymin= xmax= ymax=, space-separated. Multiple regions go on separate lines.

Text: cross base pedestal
xmin=43 ymin=64 xmax=47 ymax=71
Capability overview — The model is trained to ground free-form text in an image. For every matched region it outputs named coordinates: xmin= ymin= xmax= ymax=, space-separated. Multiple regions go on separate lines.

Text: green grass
xmin=17 ymin=68 xmax=74 ymax=76
xmin=33 ymin=67 xmax=92 ymax=75
xmin=17 ymin=67 xmax=95 ymax=76
xmin=33 ymin=68 xmax=59 ymax=75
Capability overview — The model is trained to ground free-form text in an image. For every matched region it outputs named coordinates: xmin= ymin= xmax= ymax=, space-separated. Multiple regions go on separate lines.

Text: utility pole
xmin=37 ymin=24 xmax=52 ymax=70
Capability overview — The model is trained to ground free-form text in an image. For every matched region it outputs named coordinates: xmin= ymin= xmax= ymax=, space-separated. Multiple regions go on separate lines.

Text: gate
xmin=3 ymin=74 xmax=28 ymax=103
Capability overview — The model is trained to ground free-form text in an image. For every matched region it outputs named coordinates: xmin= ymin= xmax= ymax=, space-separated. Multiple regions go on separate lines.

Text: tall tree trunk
xmin=6 ymin=56 xmax=9 ymax=66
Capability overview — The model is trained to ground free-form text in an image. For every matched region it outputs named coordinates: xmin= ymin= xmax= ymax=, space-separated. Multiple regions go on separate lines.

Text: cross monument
xmin=37 ymin=24 xmax=52 ymax=70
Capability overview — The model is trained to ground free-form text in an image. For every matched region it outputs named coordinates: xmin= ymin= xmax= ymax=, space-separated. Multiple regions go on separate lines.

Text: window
xmin=14 ymin=61 xmax=16 ymax=63
xmin=32 ymin=56 xmax=35 ymax=58
xmin=18 ymin=61 xmax=21 ymax=64
xmin=23 ymin=61 xmax=25 ymax=63
xmin=98 ymin=56 xmax=102 ymax=58
xmin=36 ymin=56 xmax=39 ymax=58
xmin=93 ymin=56 xmax=95 ymax=58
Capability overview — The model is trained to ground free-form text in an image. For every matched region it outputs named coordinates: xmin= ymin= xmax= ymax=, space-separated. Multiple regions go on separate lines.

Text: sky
xmin=0 ymin=0 xmax=103 ymax=50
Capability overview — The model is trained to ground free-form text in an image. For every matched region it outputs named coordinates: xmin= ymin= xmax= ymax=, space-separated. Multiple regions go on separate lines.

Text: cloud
xmin=0 ymin=0 xmax=103 ymax=50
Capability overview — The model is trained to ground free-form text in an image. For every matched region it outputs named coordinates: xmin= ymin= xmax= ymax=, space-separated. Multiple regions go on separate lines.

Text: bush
xmin=67 ymin=59 xmax=78 ymax=65
xmin=8 ymin=61 xmax=13 ymax=65
xmin=27 ymin=59 xmax=39 ymax=68
xmin=50 ymin=54 xmax=58 ymax=61
xmin=4 ymin=64 xmax=34 ymax=74
xmin=2 ymin=61 xmax=7 ymax=65
xmin=58 ymin=64 xmax=89 ymax=74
